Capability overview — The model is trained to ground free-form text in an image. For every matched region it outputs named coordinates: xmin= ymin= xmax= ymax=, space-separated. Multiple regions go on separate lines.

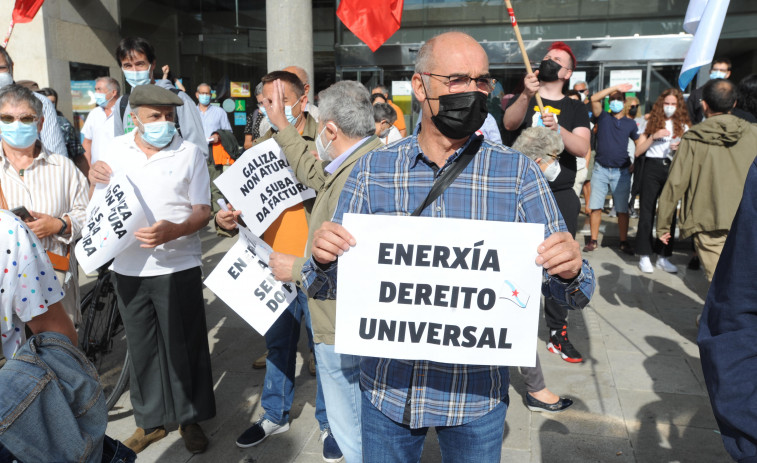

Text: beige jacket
xmin=275 ymin=130 xmax=384 ymax=344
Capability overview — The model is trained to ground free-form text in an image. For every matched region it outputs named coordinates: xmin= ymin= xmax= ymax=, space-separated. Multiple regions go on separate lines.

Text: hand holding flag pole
xmin=504 ymin=0 xmax=545 ymax=115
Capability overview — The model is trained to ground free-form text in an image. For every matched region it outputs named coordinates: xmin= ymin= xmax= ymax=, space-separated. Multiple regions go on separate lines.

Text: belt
xmin=646 ymin=157 xmax=671 ymax=166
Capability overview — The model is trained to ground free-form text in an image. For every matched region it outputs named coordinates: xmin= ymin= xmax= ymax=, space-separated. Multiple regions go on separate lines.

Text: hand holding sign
xmin=269 ymin=252 xmax=296 ymax=282
xmin=89 ymin=161 xmax=112 ymax=186
xmin=535 ymin=231 xmax=582 ymax=279
xmin=311 ymin=221 xmax=356 ymax=264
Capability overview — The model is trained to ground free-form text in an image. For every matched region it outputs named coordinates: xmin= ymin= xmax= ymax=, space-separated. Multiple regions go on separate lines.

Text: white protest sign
xmin=335 ymin=214 xmax=544 ymax=367
xmin=75 ymin=175 xmax=149 ymax=274
xmin=214 ymin=138 xmax=315 ymax=236
xmin=238 ymin=224 xmax=273 ymax=265
xmin=609 ymin=69 xmax=643 ymax=92
xmin=204 ymin=236 xmax=296 ymax=335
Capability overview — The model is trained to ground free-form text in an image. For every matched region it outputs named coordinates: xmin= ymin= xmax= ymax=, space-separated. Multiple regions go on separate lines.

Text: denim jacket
xmin=0 ymin=332 xmax=106 ymax=463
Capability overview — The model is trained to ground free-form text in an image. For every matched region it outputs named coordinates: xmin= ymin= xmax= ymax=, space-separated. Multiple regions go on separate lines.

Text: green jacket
xmin=657 ymin=114 xmax=757 ymax=240
xmin=277 ymin=132 xmax=384 ymax=344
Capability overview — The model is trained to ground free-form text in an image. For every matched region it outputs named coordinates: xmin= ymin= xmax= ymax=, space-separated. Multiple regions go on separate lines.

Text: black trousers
xmin=636 ymin=158 xmax=676 ymax=257
xmin=544 ymin=188 xmax=580 ymax=330
xmin=114 ymin=266 xmax=216 ymax=428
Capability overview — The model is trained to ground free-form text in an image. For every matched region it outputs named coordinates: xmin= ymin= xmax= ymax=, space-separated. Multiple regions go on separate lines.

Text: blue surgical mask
xmin=710 ymin=70 xmax=727 ymax=80
xmin=94 ymin=92 xmax=112 ymax=107
xmin=135 ymin=116 xmax=176 ymax=148
xmin=609 ymin=100 xmax=624 ymax=113
xmin=260 ymin=99 xmax=302 ymax=131
xmin=123 ymin=65 xmax=152 ymax=87
xmin=198 ymin=94 xmax=211 ymax=105
xmin=0 ymin=120 xmax=38 ymax=148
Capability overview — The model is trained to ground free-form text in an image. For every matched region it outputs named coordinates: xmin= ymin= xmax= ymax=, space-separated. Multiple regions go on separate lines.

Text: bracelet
xmin=57 ymin=217 xmax=68 ymax=235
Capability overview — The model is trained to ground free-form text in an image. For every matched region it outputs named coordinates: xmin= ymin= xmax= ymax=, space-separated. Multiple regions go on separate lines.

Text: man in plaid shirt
xmin=302 ymin=32 xmax=595 ymax=461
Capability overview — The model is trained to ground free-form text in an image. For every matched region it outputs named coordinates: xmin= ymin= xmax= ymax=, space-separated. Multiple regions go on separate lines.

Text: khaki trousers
xmin=693 ymin=230 xmax=729 ymax=282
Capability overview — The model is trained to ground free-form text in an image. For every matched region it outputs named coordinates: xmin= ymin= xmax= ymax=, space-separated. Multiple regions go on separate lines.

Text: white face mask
xmin=579 ymin=92 xmax=586 ymax=102
xmin=543 ymin=159 xmax=561 ymax=182
xmin=316 ymin=124 xmax=335 ymax=161
xmin=0 ymin=72 xmax=13 ymax=88
xmin=663 ymin=105 xmax=676 ymax=119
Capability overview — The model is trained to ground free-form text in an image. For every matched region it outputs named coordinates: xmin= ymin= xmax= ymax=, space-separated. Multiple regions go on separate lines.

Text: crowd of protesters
xmin=1 ymin=30 xmax=755 ymax=463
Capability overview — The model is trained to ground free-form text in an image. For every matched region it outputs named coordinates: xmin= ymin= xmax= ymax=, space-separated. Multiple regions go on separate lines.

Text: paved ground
xmin=96 ymin=212 xmax=732 ymax=462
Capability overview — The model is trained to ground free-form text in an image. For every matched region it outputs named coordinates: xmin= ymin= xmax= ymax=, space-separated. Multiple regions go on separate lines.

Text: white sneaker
xmin=608 ymin=206 xmax=617 ymax=218
xmin=656 ymin=256 xmax=678 ymax=273
xmin=638 ymin=255 xmax=654 ymax=273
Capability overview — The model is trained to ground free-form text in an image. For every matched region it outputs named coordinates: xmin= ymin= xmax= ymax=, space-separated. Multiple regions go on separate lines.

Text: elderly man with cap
xmin=88 ymin=84 xmax=215 ymax=455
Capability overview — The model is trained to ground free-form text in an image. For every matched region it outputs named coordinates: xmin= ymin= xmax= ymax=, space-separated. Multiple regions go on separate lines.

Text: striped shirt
xmin=0 ymin=143 xmax=89 ymax=256
xmin=33 ymin=92 xmax=67 ymax=156
xmin=302 ymin=134 xmax=595 ymax=428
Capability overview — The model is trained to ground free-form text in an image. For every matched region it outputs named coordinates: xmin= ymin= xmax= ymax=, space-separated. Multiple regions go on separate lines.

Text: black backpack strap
xmin=168 ymin=87 xmax=182 ymax=137
xmin=118 ymin=93 xmax=129 ymax=124
xmin=411 ymin=135 xmax=483 ymax=216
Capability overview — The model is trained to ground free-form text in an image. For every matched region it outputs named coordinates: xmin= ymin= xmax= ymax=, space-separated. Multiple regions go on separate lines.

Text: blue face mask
xmin=609 ymin=100 xmax=624 ymax=114
xmin=260 ymin=99 xmax=301 ymax=131
xmin=710 ymin=70 xmax=727 ymax=80
xmin=136 ymin=116 xmax=176 ymax=148
xmin=94 ymin=92 xmax=111 ymax=107
xmin=0 ymin=120 xmax=38 ymax=148
xmin=123 ymin=65 xmax=152 ymax=87
xmin=198 ymin=94 xmax=211 ymax=105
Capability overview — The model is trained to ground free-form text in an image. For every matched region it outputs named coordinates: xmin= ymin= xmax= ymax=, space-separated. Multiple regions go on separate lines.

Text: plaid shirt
xmin=302 ymin=134 xmax=595 ymax=428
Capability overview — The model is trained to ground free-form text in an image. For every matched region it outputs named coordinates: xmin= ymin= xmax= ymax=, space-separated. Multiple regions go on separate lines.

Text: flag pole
xmin=504 ymin=0 xmax=545 ymax=114
xmin=2 ymin=19 xmax=15 ymax=48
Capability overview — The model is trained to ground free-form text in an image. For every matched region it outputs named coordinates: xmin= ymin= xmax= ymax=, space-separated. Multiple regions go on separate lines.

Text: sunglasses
xmin=0 ymin=114 xmax=38 ymax=125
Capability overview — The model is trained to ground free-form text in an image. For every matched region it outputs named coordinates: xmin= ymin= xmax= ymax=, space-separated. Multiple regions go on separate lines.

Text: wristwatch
xmin=57 ymin=217 xmax=68 ymax=235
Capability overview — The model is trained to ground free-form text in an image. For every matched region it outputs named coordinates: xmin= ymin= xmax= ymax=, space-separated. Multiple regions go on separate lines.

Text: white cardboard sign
xmin=204 ymin=233 xmax=296 ymax=335
xmin=75 ymin=175 xmax=149 ymax=274
xmin=213 ymin=139 xmax=315 ymax=236
xmin=335 ymin=214 xmax=544 ymax=367
xmin=609 ymin=69 xmax=643 ymax=92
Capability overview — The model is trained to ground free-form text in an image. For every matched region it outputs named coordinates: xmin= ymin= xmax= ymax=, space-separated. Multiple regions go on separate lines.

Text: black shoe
xmin=619 ymin=241 xmax=634 ymax=255
xmin=688 ymin=255 xmax=701 ymax=270
xmin=235 ymin=417 xmax=290 ymax=448
xmin=526 ymin=393 xmax=574 ymax=413
xmin=547 ymin=326 xmax=583 ymax=363
xmin=583 ymin=240 xmax=598 ymax=252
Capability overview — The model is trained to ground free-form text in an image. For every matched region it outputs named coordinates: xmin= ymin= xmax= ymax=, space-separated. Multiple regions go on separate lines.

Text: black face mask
xmin=628 ymin=107 xmax=638 ymax=117
xmin=427 ymin=91 xmax=489 ymax=140
xmin=538 ymin=59 xmax=562 ymax=82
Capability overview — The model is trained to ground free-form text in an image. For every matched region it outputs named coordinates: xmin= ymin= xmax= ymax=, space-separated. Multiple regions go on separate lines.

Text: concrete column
xmin=266 ymin=0 xmax=314 ymax=102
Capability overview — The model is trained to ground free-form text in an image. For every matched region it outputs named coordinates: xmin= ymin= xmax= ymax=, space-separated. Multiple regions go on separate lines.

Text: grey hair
xmin=373 ymin=103 xmax=397 ymax=125
xmin=0 ymin=47 xmax=13 ymax=73
xmin=254 ymin=82 xmax=263 ymax=96
xmin=0 ymin=84 xmax=42 ymax=117
xmin=97 ymin=76 xmax=121 ymax=95
xmin=573 ymin=81 xmax=587 ymax=88
xmin=414 ymin=40 xmax=434 ymax=74
xmin=511 ymin=127 xmax=564 ymax=162
xmin=317 ymin=81 xmax=375 ymax=138
xmin=196 ymin=82 xmax=211 ymax=92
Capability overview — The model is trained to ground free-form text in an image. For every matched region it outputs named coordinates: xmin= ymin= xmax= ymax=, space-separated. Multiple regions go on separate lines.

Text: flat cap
xmin=130 ymin=84 xmax=184 ymax=106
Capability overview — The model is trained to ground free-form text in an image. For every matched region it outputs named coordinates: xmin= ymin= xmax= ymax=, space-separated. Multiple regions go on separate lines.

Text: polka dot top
xmin=0 ymin=209 xmax=64 ymax=359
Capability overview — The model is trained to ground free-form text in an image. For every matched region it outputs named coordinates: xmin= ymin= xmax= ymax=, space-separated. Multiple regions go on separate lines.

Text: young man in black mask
xmin=504 ymin=41 xmax=591 ymax=364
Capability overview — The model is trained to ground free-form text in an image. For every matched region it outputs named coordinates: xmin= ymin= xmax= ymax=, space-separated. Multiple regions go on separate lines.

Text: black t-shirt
xmin=506 ymin=94 xmax=591 ymax=192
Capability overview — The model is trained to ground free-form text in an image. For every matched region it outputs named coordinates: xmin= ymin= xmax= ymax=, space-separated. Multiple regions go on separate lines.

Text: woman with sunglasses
xmin=634 ymin=88 xmax=691 ymax=273
xmin=0 ymin=84 xmax=89 ymax=325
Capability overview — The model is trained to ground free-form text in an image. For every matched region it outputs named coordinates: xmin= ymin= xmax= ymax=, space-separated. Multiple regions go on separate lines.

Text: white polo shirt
xmin=81 ymin=106 xmax=116 ymax=165
xmin=95 ymin=131 xmax=210 ymax=277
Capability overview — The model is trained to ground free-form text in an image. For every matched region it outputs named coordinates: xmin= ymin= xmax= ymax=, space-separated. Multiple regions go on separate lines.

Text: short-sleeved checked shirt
xmin=302 ymin=134 xmax=595 ymax=429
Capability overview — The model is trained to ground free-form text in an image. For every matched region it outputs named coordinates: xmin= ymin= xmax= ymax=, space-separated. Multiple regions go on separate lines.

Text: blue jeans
xmin=262 ymin=289 xmax=328 ymax=429
xmin=0 ymin=333 xmax=110 ymax=462
xmin=314 ymin=343 xmax=362 ymax=463
xmin=589 ymin=163 xmax=631 ymax=213
xmin=361 ymin=392 xmax=507 ymax=463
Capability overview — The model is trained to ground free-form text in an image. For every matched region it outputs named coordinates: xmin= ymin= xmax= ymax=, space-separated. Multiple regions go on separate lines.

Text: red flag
xmin=12 ymin=0 xmax=45 ymax=23
xmin=337 ymin=0 xmax=403 ymax=52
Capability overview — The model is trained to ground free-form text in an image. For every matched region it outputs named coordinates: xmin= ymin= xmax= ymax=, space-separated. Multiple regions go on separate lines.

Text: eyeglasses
xmin=0 ymin=114 xmax=38 ymax=125
xmin=421 ymin=72 xmax=493 ymax=93
xmin=577 ymin=89 xmax=589 ymax=94
xmin=545 ymin=152 xmax=561 ymax=161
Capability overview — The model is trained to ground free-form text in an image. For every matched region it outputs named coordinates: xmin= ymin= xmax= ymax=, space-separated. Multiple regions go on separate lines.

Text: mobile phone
xmin=10 ymin=206 xmax=34 ymax=222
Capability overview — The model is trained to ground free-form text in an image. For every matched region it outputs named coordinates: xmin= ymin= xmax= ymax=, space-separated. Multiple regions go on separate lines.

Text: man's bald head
xmin=414 ymin=32 xmax=487 ymax=74
xmin=283 ymin=65 xmax=310 ymax=86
